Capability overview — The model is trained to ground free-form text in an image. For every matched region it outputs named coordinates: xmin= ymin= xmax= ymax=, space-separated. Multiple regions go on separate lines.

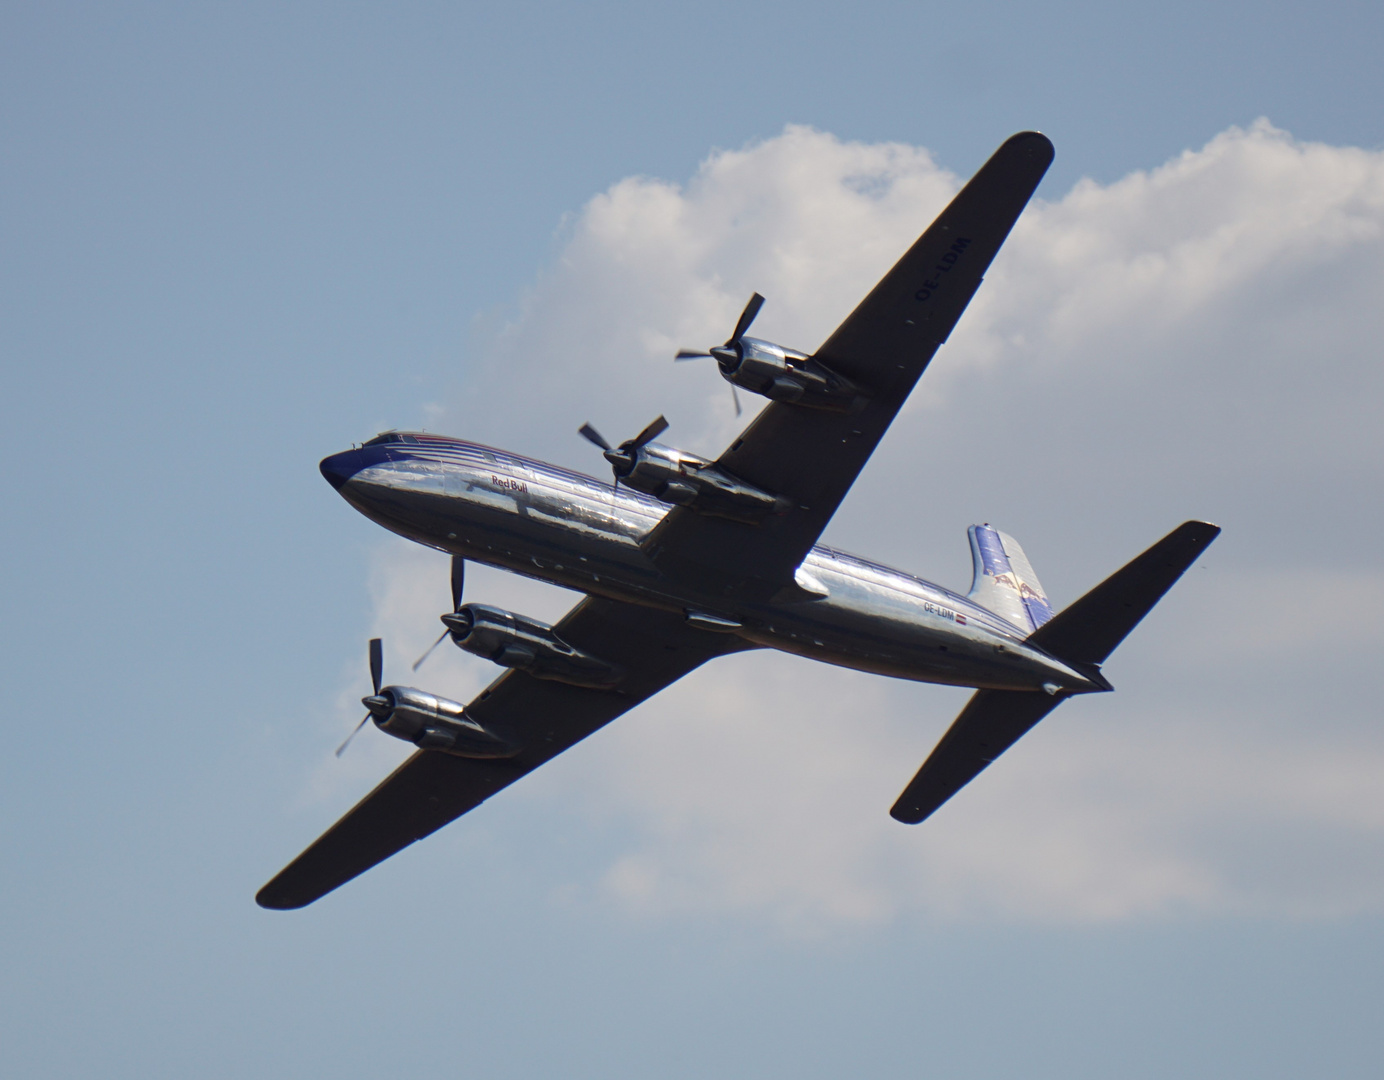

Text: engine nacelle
xmin=443 ymin=604 xmax=623 ymax=689
xmin=622 ymin=443 xmax=793 ymax=524
xmin=720 ymin=337 xmax=863 ymax=412
xmin=365 ymin=685 xmax=521 ymax=758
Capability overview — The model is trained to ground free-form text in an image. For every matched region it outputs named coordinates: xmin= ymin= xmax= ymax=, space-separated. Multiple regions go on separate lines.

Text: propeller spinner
xmin=577 ymin=415 xmax=669 ymax=484
xmin=675 ymin=292 xmax=766 ymax=416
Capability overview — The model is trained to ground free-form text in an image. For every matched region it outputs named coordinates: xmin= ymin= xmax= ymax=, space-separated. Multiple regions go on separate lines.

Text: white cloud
xmin=359 ymin=120 xmax=1384 ymax=926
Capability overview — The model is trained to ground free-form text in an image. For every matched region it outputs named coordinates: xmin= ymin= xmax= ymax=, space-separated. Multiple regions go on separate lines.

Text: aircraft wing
xmin=645 ymin=132 xmax=1054 ymax=599
xmin=256 ymin=597 xmax=747 ymax=909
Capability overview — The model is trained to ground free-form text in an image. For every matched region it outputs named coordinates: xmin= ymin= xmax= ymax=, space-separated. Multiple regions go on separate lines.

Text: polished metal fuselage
xmin=324 ymin=436 xmax=1096 ymax=694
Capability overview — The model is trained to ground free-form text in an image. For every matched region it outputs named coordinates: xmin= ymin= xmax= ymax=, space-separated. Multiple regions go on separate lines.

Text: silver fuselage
xmin=322 ymin=434 xmax=1097 ymax=694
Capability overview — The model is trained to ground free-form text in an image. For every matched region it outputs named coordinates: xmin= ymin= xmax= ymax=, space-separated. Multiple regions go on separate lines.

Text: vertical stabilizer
xmin=967 ymin=524 xmax=1054 ymax=633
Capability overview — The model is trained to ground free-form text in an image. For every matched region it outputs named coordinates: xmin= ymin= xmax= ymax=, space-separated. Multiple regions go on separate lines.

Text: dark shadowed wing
xmin=888 ymin=688 xmax=1065 ymax=825
xmin=645 ymin=132 xmax=1054 ymax=598
xmin=257 ymin=598 xmax=748 ymax=909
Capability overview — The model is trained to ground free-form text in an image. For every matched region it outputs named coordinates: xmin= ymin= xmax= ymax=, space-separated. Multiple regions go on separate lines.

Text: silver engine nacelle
xmin=622 ymin=443 xmax=793 ymax=524
xmin=444 ymin=604 xmax=623 ymax=689
xmin=366 ymin=685 xmax=521 ymax=758
xmin=719 ymin=337 xmax=862 ymax=412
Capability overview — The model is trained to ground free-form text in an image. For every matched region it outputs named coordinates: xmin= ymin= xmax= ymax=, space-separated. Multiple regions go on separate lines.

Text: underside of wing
xmin=256 ymin=599 xmax=748 ymax=909
xmin=645 ymin=133 xmax=1054 ymax=598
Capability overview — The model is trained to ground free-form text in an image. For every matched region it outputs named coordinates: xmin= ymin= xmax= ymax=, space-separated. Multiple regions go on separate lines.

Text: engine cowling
xmin=716 ymin=337 xmax=863 ymax=412
xmin=362 ymin=685 xmax=521 ymax=758
xmin=442 ymin=604 xmax=623 ymax=689
xmin=621 ymin=443 xmax=793 ymax=524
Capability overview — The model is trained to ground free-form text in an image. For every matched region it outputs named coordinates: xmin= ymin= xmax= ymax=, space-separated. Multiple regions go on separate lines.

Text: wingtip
xmin=888 ymin=798 xmax=931 ymax=825
xmin=1178 ymin=519 xmax=1223 ymax=544
xmin=255 ymin=881 xmax=310 ymax=911
xmin=1001 ymin=130 xmax=1055 ymax=163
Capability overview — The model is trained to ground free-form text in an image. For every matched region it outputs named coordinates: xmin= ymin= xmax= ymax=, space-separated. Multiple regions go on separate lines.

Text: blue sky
xmin=4 ymin=3 xmax=1384 ymax=1077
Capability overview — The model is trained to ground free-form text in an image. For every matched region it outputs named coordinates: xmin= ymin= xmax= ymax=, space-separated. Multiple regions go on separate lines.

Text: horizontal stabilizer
xmin=1026 ymin=520 xmax=1220 ymax=667
xmin=890 ymin=689 xmax=1065 ymax=824
xmin=890 ymin=520 xmax=1219 ymax=826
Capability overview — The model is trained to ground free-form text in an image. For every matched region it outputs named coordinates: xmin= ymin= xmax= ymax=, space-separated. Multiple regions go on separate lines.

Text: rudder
xmin=968 ymin=524 xmax=1054 ymax=633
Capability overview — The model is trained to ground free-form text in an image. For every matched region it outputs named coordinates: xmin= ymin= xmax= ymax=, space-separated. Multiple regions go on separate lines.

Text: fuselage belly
xmin=324 ymin=435 xmax=1092 ymax=694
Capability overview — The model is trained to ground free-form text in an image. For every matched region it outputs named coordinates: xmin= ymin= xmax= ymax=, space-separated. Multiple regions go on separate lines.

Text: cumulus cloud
xmin=359 ymin=120 xmax=1384 ymax=926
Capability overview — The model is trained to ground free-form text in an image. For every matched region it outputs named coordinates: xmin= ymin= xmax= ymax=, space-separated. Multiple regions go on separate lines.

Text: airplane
xmin=257 ymin=132 xmax=1218 ymax=910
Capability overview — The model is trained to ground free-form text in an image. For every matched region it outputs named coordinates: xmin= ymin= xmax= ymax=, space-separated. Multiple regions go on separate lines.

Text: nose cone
xmin=441 ymin=610 xmax=473 ymax=638
xmin=320 ymin=449 xmax=366 ymax=491
xmin=710 ymin=344 xmax=740 ymax=372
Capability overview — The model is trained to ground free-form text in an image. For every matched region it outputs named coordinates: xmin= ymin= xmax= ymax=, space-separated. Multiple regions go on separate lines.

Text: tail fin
xmin=968 ymin=524 xmax=1054 ymax=633
xmin=891 ymin=520 xmax=1220 ymax=825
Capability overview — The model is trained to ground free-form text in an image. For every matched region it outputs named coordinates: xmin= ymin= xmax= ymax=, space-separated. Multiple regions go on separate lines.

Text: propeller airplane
xmin=258 ymin=132 xmax=1218 ymax=909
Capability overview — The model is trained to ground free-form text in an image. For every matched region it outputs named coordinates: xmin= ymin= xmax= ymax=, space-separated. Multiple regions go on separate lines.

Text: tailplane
xmin=891 ymin=520 xmax=1220 ymax=825
xmin=1024 ymin=520 xmax=1221 ymax=668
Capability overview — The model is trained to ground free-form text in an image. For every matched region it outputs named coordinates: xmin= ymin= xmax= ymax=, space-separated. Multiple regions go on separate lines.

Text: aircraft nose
xmin=319 ymin=449 xmax=366 ymax=491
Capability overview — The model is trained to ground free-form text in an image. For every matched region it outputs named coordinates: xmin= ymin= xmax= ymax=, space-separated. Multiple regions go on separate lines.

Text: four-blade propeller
xmin=578 ymin=415 xmax=668 ymax=483
xmin=412 ymin=555 xmax=466 ymax=671
xmin=343 ymin=391 xmax=709 ymax=757
xmin=336 ymin=636 xmax=388 ymax=758
xmin=675 ymin=292 xmax=766 ymax=417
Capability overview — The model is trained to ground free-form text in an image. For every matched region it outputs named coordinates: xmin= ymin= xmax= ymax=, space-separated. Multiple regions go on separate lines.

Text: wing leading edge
xmin=646 ymin=132 xmax=1055 ymax=598
xmin=257 ymin=599 xmax=750 ymax=909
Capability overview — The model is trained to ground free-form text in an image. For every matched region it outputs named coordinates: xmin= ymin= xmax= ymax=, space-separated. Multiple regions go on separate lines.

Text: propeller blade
xmin=675 ymin=350 xmax=713 ymax=361
xmin=629 ymin=415 xmax=669 ymax=449
xmin=730 ymin=292 xmax=765 ymax=343
xmin=449 ymin=555 xmax=465 ymax=612
xmin=412 ymin=556 xmax=465 ymax=672
xmin=335 ymin=714 xmax=371 ymax=758
xmin=731 ymin=383 xmax=742 ymax=417
xmin=368 ymin=637 xmax=383 ymax=695
xmin=411 ymin=628 xmax=448 ymax=672
xmin=578 ymin=423 xmax=612 ymax=452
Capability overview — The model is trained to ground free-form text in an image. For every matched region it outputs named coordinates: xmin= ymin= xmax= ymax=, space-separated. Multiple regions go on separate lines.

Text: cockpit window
xmin=363 ymin=432 xmax=419 ymax=446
